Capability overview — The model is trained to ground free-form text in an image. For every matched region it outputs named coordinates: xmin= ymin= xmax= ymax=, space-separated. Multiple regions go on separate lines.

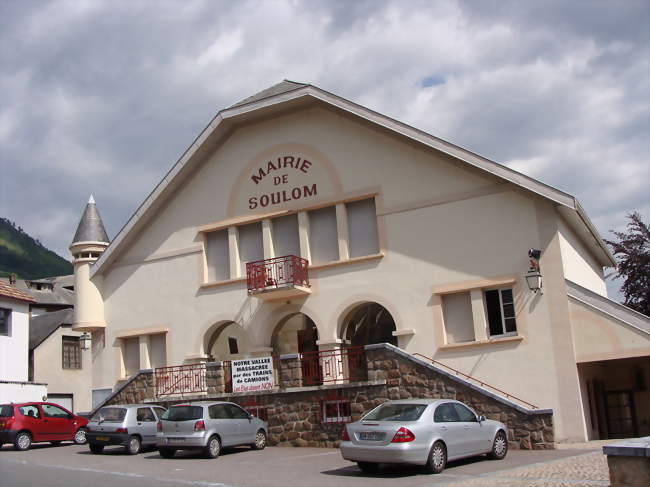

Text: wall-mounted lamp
xmin=80 ymin=332 xmax=92 ymax=351
xmin=526 ymin=248 xmax=543 ymax=293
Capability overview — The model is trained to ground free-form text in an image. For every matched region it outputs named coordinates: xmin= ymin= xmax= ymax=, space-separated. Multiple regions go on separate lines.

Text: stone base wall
xmin=92 ymin=370 xmax=154 ymax=415
xmin=148 ymin=345 xmax=554 ymax=450
xmin=364 ymin=347 xmax=554 ymax=450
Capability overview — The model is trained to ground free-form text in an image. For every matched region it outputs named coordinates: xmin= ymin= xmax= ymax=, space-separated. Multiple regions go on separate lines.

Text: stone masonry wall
xmin=364 ymin=347 xmax=554 ymax=450
xmin=147 ymin=345 xmax=554 ymax=450
xmin=94 ymin=370 xmax=154 ymax=415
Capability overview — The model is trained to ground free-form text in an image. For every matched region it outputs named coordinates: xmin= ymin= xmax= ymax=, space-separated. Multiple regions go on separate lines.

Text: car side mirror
xmin=477 ymin=415 xmax=486 ymax=422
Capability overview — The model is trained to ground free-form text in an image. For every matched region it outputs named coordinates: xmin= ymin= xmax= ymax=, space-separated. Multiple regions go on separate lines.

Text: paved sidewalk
xmin=441 ymin=443 xmax=610 ymax=487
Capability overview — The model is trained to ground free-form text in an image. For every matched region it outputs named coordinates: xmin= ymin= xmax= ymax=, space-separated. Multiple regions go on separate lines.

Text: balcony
xmin=246 ymin=255 xmax=311 ymax=300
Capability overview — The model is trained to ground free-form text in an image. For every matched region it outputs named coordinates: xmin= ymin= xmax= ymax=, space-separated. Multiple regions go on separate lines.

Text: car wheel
xmin=252 ymin=429 xmax=267 ymax=450
xmin=74 ymin=428 xmax=87 ymax=445
xmin=14 ymin=431 xmax=32 ymax=451
xmin=488 ymin=430 xmax=508 ymax=460
xmin=126 ymin=435 xmax=141 ymax=455
xmin=50 ymin=441 xmax=62 ymax=446
xmin=357 ymin=462 xmax=379 ymax=473
xmin=89 ymin=443 xmax=105 ymax=454
xmin=159 ymin=448 xmax=176 ymax=459
xmin=425 ymin=441 xmax=447 ymax=474
xmin=204 ymin=435 xmax=221 ymax=459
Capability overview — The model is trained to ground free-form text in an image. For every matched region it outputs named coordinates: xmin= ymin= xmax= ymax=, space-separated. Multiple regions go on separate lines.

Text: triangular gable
xmin=91 ymin=81 xmax=616 ymax=277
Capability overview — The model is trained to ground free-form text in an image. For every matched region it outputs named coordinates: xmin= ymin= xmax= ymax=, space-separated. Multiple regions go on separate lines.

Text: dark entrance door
xmin=298 ymin=326 xmax=321 ymax=385
xmin=605 ymin=391 xmax=637 ymax=439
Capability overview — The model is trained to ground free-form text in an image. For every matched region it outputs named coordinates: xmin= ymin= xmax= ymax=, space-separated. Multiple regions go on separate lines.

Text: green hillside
xmin=0 ymin=217 xmax=73 ymax=279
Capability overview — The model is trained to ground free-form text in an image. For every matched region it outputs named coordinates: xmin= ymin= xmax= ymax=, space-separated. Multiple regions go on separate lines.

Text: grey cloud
xmin=0 ymin=0 xmax=647 ymax=304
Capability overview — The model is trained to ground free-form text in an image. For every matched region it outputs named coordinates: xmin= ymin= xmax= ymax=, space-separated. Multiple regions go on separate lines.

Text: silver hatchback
xmin=86 ymin=404 xmax=167 ymax=455
xmin=156 ymin=401 xmax=268 ymax=459
xmin=340 ymin=399 xmax=508 ymax=473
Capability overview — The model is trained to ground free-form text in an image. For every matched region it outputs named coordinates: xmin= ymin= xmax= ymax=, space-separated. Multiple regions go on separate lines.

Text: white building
xmin=0 ymin=281 xmax=47 ymax=403
xmin=72 ymin=81 xmax=650 ymax=443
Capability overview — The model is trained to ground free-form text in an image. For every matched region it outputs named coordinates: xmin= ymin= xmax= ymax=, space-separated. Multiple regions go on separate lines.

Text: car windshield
xmin=161 ymin=406 xmax=203 ymax=421
xmin=363 ymin=403 xmax=427 ymax=421
xmin=91 ymin=407 xmax=127 ymax=422
xmin=0 ymin=405 xmax=13 ymax=417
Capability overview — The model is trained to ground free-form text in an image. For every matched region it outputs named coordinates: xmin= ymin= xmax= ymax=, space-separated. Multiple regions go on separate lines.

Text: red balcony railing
xmin=246 ymin=255 xmax=309 ymax=295
xmin=155 ymin=363 xmax=207 ymax=397
xmin=301 ymin=346 xmax=367 ymax=386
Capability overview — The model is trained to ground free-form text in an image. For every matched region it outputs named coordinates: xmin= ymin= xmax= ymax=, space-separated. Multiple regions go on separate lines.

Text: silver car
xmin=156 ymin=401 xmax=268 ymax=459
xmin=86 ymin=404 xmax=167 ymax=455
xmin=340 ymin=399 xmax=508 ymax=473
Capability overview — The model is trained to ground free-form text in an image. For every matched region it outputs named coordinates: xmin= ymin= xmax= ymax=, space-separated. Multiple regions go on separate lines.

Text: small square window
xmin=321 ymin=400 xmax=351 ymax=424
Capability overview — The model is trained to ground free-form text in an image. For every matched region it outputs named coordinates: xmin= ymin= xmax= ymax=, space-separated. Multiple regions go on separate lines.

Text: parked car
xmin=340 ymin=399 xmax=508 ymax=473
xmin=86 ymin=404 xmax=167 ymax=455
xmin=157 ymin=401 xmax=267 ymax=459
xmin=0 ymin=402 xmax=89 ymax=451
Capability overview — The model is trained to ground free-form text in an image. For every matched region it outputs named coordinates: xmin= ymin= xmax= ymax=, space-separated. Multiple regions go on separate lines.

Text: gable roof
xmin=29 ymin=308 xmax=74 ymax=349
xmin=229 ymin=80 xmax=308 ymax=108
xmin=0 ymin=281 xmax=36 ymax=303
xmin=0 ymin=276 xmax=74 ymax=307
xmin=90 ymin=80 xmax=617 ymax=277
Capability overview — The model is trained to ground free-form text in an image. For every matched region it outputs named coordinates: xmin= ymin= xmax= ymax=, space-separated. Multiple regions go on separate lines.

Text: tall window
xmin=62 ymin=336 xmax=82 ymax=369
xmin=0 ymin=308 xmax=10 ymax=336
xmin=484 ymin=288 xmax=517 ymax=337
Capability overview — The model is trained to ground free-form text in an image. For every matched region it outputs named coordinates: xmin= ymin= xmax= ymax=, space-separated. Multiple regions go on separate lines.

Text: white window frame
xmin=0 ymin=307 xmax=10 ymax=336
xmin=484 ymin=288 xmax=517 ymax=338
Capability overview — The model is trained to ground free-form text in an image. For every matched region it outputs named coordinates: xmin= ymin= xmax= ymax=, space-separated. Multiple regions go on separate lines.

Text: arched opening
xmin=206 ymin=321 xmax=251 ymax=361
xmin=343 ymin=302 xmax=397 ymax=347
xmin=272 ymin=313 xmax=321 ymax=385
xmin=271 ymin=313 xmax=319 ymax=355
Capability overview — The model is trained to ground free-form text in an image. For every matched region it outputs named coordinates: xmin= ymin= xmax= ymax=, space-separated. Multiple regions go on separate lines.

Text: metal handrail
xmin=412 ymin=353 xmax=538 ymax=409
xmin=155 ymin=363 xmax=207 ymax=397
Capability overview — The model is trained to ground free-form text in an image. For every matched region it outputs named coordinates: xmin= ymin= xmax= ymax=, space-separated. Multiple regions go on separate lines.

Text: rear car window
xmin=19 ymin=405 xmax=41 ymax=418
xmin=162 ymin=406 xmax=203 ymax=421
xmin=91 ymin=407 xmax=127 ymax=422
xmin=363 ymin=403 xmax=427 ymax=421
xmin=0 ymin=405 xmax=14 ymax=417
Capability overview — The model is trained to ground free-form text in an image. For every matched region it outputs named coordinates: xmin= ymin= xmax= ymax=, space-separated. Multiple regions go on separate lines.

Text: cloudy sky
xmin=1 ymin=0 xmax=648 ymax=297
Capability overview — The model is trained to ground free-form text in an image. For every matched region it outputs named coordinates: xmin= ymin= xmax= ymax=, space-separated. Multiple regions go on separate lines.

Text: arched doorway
xmin=272 ymin=313 xmax=321 ymax=385
xmin=206 ymin=321 xmax=251 ymax=361
xmin=343 ymin=302 xmax=397 ymax=347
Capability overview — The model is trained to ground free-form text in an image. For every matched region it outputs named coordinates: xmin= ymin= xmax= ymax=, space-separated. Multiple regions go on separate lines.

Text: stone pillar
xmin=317 ymin=340 xmax=346 ymax=384
xmin=298 ymin=211 xmax=311 ymax=263
xmin=206 ymin=362 xmax=226 ymax=395
xmin=139 ymin=335 xmax=151 ymax=370
xmin=335 ymin=203 xmax=350 ymax=261
xmin=279 ymin=354 xmax=303 ymax=389
xmin=228 ymin=226 xmax=241 ymax=279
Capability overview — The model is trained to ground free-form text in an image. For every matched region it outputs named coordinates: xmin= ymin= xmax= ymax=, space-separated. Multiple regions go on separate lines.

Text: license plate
xmin=359 ymin=432 xmax=385 ymax=441
xmin=167 ymin=437 xmax=184 ymax=443
xmin=96 ymin=436 xmax=110 ymax=442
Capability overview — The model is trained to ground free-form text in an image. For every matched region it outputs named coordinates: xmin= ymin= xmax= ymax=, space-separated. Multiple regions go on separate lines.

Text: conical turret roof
xmin=71 ymin=195 xmax=109 ymax=244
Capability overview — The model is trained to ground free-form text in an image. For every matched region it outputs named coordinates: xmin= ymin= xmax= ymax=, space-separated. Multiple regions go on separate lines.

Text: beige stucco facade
xmin=32 ymin=324 xmax=92 ymax=412
xmin=75 ymin=84 xmax=649 ymax=442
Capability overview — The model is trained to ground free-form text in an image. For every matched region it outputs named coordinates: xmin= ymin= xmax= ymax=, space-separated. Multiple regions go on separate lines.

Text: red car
xmin=0 ymin=402 xmax=89 ymax=450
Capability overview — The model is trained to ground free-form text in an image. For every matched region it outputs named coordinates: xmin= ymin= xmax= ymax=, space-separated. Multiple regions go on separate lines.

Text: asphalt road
xmin=0 ymin=442 xmax=596 ymax=487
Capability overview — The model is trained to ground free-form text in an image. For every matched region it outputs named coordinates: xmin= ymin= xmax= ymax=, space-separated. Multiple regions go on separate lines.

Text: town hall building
xmin=71 ymin=81 xmax=650 ymax=446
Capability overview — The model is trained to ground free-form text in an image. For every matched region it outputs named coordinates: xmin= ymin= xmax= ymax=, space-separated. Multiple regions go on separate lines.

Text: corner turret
xmin=69 ymin=195 xmax=109 ymax=331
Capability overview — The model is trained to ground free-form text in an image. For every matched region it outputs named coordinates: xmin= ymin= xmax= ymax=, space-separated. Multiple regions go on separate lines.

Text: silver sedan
xmin=340 ymin=399 xmax=508 ymax=473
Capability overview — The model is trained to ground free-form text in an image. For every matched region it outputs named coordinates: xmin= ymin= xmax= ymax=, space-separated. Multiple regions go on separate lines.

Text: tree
xmin=605 ymin=212 xmax=650 ymax=317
